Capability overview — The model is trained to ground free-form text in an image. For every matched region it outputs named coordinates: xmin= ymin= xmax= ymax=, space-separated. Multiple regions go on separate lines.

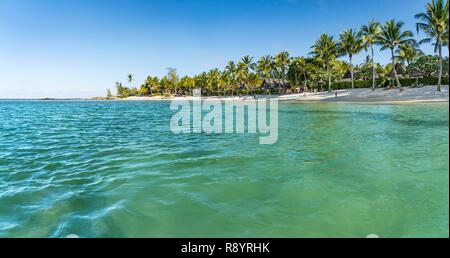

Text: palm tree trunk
xmin=437 ymin=41 xmax=442 ymax=92
xmin=371 ymin=46 xmax=376 ymax=91
xmin=391 ymin=48 xmax=402 ymax=90
xmin=303 ymin=71 xmax=307 ymax=90
xmin=350 ymin=55 xmax=354 ymax=89
xmin=327 ymin=63 xmax=331 ymax=92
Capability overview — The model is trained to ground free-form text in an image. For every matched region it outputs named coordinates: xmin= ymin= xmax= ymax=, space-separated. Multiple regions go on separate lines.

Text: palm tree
xmin=240 ymin=55 xmax=256 ymax=73
xmin=166 ymin=68 xmax=179 ymax=95
xmin=339 ymin=29 xmax=363 ymax=89
xmin=257 ymin=55 xmax=274 ymax=80
xmin=225 ymin=61 xmax=238 ymax=95
xmin=237 ymin=56 xmax=255 ymax=92
xmin=443 ymin=30 xmax=449 ymax=54
xmin=127 ymin=74 xmax=134 ymax=87
xmin=377 ymin=19 xmax=415 ymax=90
xmin=395 ymin=43 xmax=424 ymax=65
xmin=291 ymin=57 xmax=309 ymax=89
xmin=444 ymin=11 xmax=449 ymax=54
xmin=310 ymin=34 xmax=340 ymax=92
xmin=139 ymin=84 xmax=149 ymax=96
xmin=145 ymin=76 xmax=159 ymax=95
xmin=206 ymin=69 xmax=221 ymax=95
xmin=274 ymin=51 xmax=291 ymax=80
xmin=415 ymin=0 xmax=449 ymax=91
xmin=179 ymin=76 xmax=195 ymax=96
xmin=225 ymin=61 xmax=237 ymax=76
xmin=194 ymin=72 xmax=208 ymax=95
xmin=361 ymin=20 xmax=381 ymax=90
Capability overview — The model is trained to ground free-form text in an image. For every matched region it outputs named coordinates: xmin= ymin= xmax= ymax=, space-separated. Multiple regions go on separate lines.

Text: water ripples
xmin=0 ymin=100 xmax=448 ymax=237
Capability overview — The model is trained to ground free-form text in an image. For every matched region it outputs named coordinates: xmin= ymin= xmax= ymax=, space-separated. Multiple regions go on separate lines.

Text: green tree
xmin=339 ymin=29 xmax=363 ymax=89
xmin=257 ymin=55 xmax=274 ymax=80
xmin=407 ymin=55 xmax=441 ymax=77
xmin=144 ymin=76 xmax=160 ymax=95
xmin=139 ymin=84 xmax=149 ymax=96
xmin=377 ymin=19 xmax=415 ymax=90
xmin=159 ymin=76 xmax=170 ymax=95
xmin=225 ymin=61 xmax=238 ymax=96
xmin=238 ymin=55 xmax=256 ymax=91
xmin=294 ymin=57 xmax=308 ymax=88
xmin=415 ymin=0 xmax=449 ymax=91
xmin=166 ymin=68 xmax=179 ymax=95
xmin=179 ymin=76 xmax=196 ymax=95
xmin=194 ymin=72 xmax=208 ymax=95
xmin=310 ymin=34 xmax=340 ymax=92
xmin=106 ymin=88 xmax=113 ymax=98
xmin=288 ymin=57 xmax=312 ymax=90
xmin=331 ymin=60 xmax=349 ymax=82
xmin=274 ymin=51 xmax=291 ymax=80
xmin=361 ymin=20 xmax=381 ymax=90
xmin=127 ymin=74 xmax=134 ymax=87
xmin=115 ymin=82 xmax=131 ymax=98
xmin=206 ymin=68 xmax=220 ymax=95
xmin=395 ymin=43 xmax=424 ymax=65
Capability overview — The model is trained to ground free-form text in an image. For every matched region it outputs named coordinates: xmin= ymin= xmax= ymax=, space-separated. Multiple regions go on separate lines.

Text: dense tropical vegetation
xmin=415 ymin=0 xmax=449 ymax=91
xmin=110 ymin=0 xmax=449 ymax=98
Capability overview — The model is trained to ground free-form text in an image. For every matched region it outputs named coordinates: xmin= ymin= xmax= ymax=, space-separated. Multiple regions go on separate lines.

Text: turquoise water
xmin=0 ymin=100 xmax=448 ymax=238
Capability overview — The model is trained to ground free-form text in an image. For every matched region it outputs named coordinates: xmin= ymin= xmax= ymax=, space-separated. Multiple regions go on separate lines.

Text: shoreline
xmin=3 ymin=85 xmax=447 ymax=104
xmin=114 ymin=85 xmax=449 ymax=104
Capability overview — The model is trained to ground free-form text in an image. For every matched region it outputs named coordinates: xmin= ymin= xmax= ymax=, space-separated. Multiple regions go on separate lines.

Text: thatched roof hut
xmin=341 ymin=70 xmax=352 ymax=81
xmin=341 ymin=69 xmax=361 ymax=81
xmin=342 ymin=70 xmax=351 ymax=79
xmin=317 ymin=79 xmax=326 ymax=85
xmin=387 ymin=64 xmax=407 ymax=79
xmin=410 ymin=68 xmax=426 ymax=78
xmin=396 ymin=63 xmax=407 ymax=75
xmin=387 ymin=70 xmax=396 ymax=79
xmin=260 ymin=79 xmax=291 ymax=90
xmin=431 ymin=70 xmax=449 ymax=78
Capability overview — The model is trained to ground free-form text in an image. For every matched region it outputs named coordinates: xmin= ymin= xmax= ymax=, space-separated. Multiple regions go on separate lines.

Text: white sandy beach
xmin=117 ymin=85 xmax=449 ymax=103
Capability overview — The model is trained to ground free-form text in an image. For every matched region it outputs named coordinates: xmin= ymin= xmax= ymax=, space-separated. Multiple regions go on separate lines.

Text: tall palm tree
xmin=225 ymin=61 xmax=238 ymax=95
xmin=443 ymin=30 xmax=449 ymax=54
xmin=339 ymin=29 xmax=363 ymax=89
xmin=415 ymin=0 xmax=449 ymax=91
xmin=166 ymin=68 xmax=179 ymax=94
xmin=361 ymin=20 xmax=381 ymax=90
xmin=194 ymin=72 xmax=208 ymax=95
xmin=274 ymin=51 xmax=291 ymax=80
xmin=444 ymin=12 xmax=449 ymax=54
xmin=127 ymin=74 xmax=134 ymax=87
xmin=395 ymin=43 xmax=424 ymax=65
xmin=237 ymin=56 xmax=255 ymax=91
xmin=310 ymin=34 xmax=340 ymax=92
xmin=377 ymin=19 xmax=415 ymax=90
xmin=240 ymin=55 xmax=256 ymax=73
xmin=257 ymin=55 xmax=274 ymax=80
xmin=206 ymin=69 xmax=220 ymax=95
xmin=225 ymin=61 xmax=237 ymax=76
xmin=145 ymin=76 xmax=159 ymax=95
xmin=291 ymin=57 xmax=309 ymax=89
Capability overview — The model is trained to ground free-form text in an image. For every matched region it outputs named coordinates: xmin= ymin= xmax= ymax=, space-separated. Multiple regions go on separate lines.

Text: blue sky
xmin=0 ymin=0 xmax=445 ymax=98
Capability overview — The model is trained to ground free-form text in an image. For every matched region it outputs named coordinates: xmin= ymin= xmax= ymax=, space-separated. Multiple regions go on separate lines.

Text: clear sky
xmin=0 ymin=0 xmax=445 ymax=98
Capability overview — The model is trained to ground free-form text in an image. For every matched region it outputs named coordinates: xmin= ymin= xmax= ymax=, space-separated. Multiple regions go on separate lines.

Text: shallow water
xmin=0 ymin=100 xmax=448 ymax=237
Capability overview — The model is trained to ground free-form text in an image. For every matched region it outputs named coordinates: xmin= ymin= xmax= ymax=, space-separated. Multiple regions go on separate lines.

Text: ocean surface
xmin=0 ymin=100 xmax=448 ymax=238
